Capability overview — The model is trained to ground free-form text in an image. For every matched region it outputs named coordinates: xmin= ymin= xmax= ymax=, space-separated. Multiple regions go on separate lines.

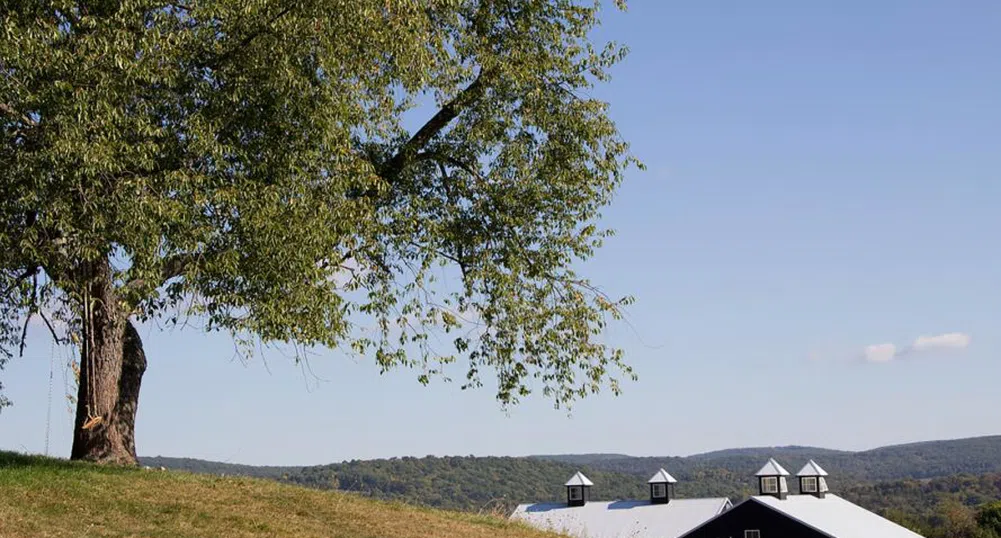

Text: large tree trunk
xmin=115 ymin=320 xmax=147 ymax=460
xmin=70 ymin=260 xmax=145 ymax=465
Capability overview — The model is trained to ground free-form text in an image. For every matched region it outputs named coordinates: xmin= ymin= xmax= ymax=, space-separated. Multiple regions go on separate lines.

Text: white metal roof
xmin=648 ymin=468 xmax=679 ymax=484
xmin=755 ymin=458 xmax=791 ymax=476
xmin=512 ymin=498 xmax=732 ymax=538
xmin=564 ymin=471 xmax=595 ymax=487
xmin=750 ymin=495 xmax=926 ymax=538
xmin=797 ymin=459 xmax=829 ymax=477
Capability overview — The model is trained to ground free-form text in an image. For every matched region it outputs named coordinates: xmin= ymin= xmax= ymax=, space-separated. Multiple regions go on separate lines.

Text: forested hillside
xmin=288 ymin=457 xmax=651 ymax=512
xmin=281 ymin=459 xmax=1001 ymax=537
xmin=842 ymin=473 xmax=1001 ymax=538
xmin=845 ymin=473 xmax=1001 ymax=523
xmin=140 ymin=435 xmax=1001 ymax=530
xmin=544 ymin=436 xmax=1001 ymax=482
xmin=140 ymin=456 xmax=297 ymax=480
xmin=687 ymin=445 xmax=851 ymax=461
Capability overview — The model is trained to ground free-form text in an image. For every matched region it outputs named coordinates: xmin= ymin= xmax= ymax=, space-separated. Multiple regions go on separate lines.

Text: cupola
xmin=796 ymin=459 xmax=829 ymax=498
xmin=647 ymin=468 xmax=678 ymax=504
xmin=564 ymin=471 xmax=593 ymax=507
xmin=754 ymin=458 xmax=789 ymax=499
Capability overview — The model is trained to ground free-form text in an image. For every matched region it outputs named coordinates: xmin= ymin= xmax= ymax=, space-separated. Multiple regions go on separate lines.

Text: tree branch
xmin=36 ymin=309 xmax=65 ymax=345
xmin=200 ymin=4 xmax=298 ymax=71
xmin=381 ymin=70 xmax=493 ymax=182
xmin=18 ymin=274 xmax=39 ymax=357
xmin=18 ymin=313 xmax=31 ymax=358
xmin=416 ymin=151 xmax=488 ymax=184
xmin=2 ymin=266 xmax=39 ymax=299
xmin=165 ymin=1 xmax=193 ymax=13
xmin=0 ymin=103 xmax=36 ymax=127
xmin=160 ymin=253 xmax=201 ymax=281
xmin=122 ymin=252 xmax=204 ymax=294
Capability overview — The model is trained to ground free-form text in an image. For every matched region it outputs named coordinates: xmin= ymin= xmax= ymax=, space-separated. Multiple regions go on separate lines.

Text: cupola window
xmin=564 ymin=472 xmax=593 ymax=507
xmin=754 ymin=458 xmax=790 ymax=500
xmin=647 ymin=468 xmax=678 ymax=504
xmin=796 ymin=460 xmax=830 ymax=498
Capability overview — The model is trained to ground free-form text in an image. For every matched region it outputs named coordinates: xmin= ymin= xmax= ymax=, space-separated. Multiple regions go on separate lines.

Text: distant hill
xmin=531 ymin=453 xmax=632 ymax=465
xmin=553 ymin=435 xmax=1001 ymax=483
xmin=139 ymin=456 xmax=298 ymax=480
xmin=0 ymin=452 xmax=558 ymax=538
xmin=854 ymin=436 xmax=1001 ymax=478
xmin=287 ymin=456 xmax=652 ymax=513
xmin=686 ymin=445 xmax=851 ymax=461
xmin=137 ymin=434 xmax=1001 ymax=525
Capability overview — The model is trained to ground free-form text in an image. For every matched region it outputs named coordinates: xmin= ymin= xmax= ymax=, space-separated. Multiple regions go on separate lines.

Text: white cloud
xmin=911 ymin=332 xmax=971 ymax=352
xmin=862 ymin=332 xmax=971 ymax=363
xmin=863 ymin=343 xmax=897 ymax=363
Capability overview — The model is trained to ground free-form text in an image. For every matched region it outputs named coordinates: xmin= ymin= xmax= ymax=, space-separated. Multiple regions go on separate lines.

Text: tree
xmin=977 ymin=501 xmax=1001 ymax=537
xmin=1 ymin=0 xmax=639 ymax=464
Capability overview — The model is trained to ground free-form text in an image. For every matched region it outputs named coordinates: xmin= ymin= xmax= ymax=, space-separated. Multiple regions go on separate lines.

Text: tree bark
xmin=70 ymin=260 xmax=145 ymax=465
xmin=115 ymin=320 xmax=147 ymax=461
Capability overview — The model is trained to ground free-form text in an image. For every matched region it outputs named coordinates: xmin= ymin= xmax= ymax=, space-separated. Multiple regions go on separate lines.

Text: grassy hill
xmin=0 ymin=452 xmax=560 ymax=538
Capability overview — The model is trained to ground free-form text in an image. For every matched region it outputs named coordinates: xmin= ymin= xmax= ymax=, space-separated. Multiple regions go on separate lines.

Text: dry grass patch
xmin=0 ymin=452 xmax=563 ymax=538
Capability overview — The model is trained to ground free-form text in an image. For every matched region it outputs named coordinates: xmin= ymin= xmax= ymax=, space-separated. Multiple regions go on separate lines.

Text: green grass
xmin=0 ymin=452 xmax=563 ymax=538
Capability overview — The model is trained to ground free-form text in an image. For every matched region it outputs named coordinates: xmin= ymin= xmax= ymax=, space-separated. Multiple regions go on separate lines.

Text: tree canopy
xmin=1 ymin=0 xmax=639 ymax=461
xmin=977 ymin=501 xmax=1001 ymax=537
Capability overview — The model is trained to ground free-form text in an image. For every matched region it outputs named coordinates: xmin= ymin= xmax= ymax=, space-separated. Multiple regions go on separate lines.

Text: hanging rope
xmin=81 ymin=266 xmax=102 ymax=431
xmin=63 ymin=337 xmax=76 ymax=415
xmin=45 ymin=338 xmax=54 ymax=456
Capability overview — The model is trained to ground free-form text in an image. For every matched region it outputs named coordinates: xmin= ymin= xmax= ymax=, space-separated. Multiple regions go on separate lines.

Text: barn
xmin=679 ymin=459 xmax=926 ymax=538
xmin=511 ymin=469 xmax=732 ymax=538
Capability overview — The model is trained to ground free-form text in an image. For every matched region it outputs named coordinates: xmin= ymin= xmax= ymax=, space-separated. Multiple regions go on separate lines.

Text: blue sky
xmin=2 ymin=1 xmax=1000 ymax=465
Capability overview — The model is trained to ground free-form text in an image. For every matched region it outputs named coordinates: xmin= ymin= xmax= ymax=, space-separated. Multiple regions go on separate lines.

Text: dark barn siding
xmin=683 ymin=500 xmax=828 ymax=538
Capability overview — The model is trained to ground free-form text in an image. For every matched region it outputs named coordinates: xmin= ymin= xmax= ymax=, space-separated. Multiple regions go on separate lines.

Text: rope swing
xmin=81 ymin=269 xmax=102 ymax=432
